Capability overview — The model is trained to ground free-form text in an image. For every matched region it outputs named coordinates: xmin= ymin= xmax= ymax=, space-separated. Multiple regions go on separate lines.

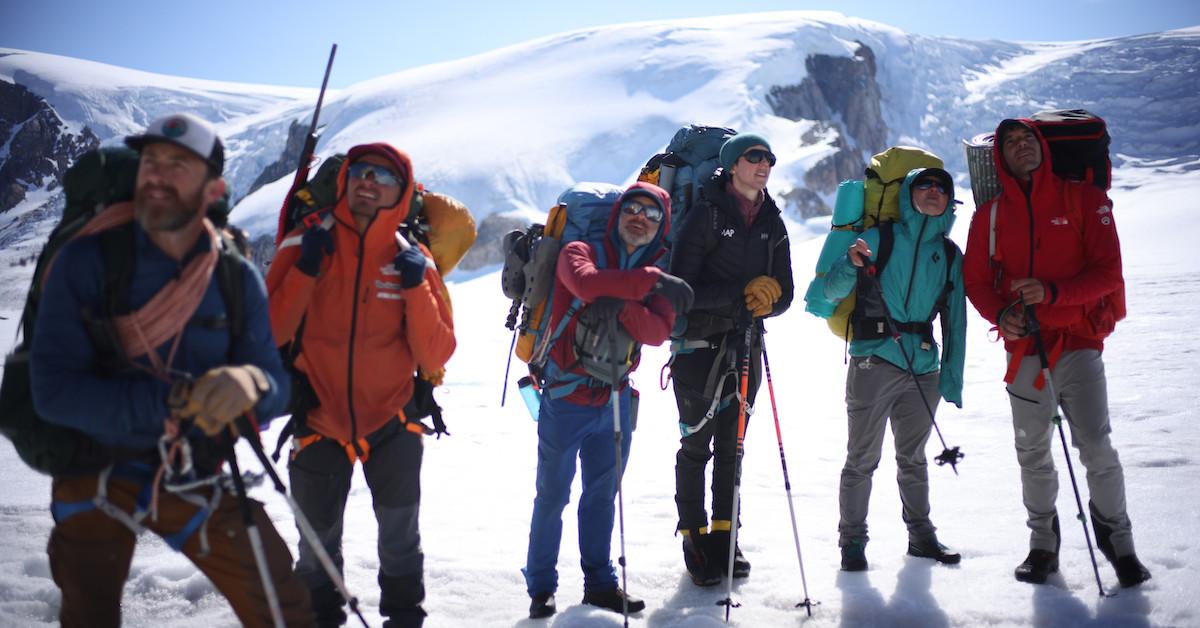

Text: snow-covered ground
xmin=1 ymin=165 xmax=1197 ymax=627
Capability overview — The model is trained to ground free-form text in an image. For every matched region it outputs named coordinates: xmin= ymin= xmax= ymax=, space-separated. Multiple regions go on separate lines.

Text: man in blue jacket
xmin=30 ymin=113 xmax=313 ymax=627
xmin=823 ymin=167 xmax=966 ymax=572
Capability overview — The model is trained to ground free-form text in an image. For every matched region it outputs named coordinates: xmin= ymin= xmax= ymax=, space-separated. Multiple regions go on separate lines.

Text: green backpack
xmin=0 ymin=146 xmax=247 ymax=475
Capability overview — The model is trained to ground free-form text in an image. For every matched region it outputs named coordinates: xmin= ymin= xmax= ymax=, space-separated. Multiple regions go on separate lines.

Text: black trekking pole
xmin=718 ymin=310 xmax=754 ymax=622
xmin=500 ymin=300 xmax=520 ymax=406
xmin=274 ymin=43 xmax=337 ymax=247
xmin=606 ymin=317 xmax=631 ymax=627
xmin=224 ymin=428 xmax=286 ymax=628
xmin=239 ymin=416 xmax=372 ymax=627
xmin=860 ymin=262 xmax=964 ymax=474
xmin=760 ymin=331 xmax=818 ymax=616
xmin=1025 ymin=307 xmax=1112 ymax=598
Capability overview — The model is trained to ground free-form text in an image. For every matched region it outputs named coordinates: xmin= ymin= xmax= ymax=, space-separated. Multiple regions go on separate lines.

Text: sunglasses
xmin=913 ymin=180 xmax=949 ymax=195
xmin=740 ymin=149 xmax=777 ymax=166
xmin=347 ymin=162 xmax=403 ymax=187
xmin=620 ymin=199 xmax=664 ymax=223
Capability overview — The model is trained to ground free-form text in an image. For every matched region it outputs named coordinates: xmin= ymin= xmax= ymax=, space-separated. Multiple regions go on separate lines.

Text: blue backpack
xmin=638 ymin=125 xmax=736 ymax=265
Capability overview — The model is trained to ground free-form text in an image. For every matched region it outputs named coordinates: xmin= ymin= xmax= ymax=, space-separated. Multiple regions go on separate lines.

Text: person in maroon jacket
xmin=963 ymin=119 xmax=1150 ymax=588
xmin=522 ymin=182 xmax=693 ymax=619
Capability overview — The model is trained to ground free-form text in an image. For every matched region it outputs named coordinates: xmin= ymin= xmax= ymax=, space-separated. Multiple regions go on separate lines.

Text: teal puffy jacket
xmin=824 ymin=169 xmax=966 ymax=407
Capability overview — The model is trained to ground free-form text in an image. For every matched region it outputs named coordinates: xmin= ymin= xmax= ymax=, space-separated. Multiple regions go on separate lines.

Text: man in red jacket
xmin=963 ymin=119 xmax=1150 ymax=588
xmin=523 ymin=182 xmax=693 ymax=619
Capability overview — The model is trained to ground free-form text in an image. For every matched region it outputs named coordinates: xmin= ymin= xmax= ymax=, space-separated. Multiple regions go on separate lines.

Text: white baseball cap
xmin=125 ymin=112 xmax=224 ymax=174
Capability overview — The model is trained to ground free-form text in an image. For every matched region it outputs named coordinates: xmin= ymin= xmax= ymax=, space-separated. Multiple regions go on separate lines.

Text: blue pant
xmin=523 ymin=388 xmax=632 ymax=596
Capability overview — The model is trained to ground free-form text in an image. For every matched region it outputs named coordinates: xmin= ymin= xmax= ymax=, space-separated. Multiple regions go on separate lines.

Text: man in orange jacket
xmin=268 ymin=143 xmax=456 ymax=627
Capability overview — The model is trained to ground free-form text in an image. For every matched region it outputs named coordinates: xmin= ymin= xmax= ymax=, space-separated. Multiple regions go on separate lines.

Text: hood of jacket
xmin=602 ymin=181 xmax=671 ymax=269
xmin=332 ymin=143 xmax=417 ymax=241
xmin=991 ymin=118 xmax=1059 ymax=202
xmin=899 ymin=167 xmax=957 ymax=243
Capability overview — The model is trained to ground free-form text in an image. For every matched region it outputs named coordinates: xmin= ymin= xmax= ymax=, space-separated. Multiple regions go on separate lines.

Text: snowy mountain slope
xmin=0 ymin=165 xmax=1197 ymax=627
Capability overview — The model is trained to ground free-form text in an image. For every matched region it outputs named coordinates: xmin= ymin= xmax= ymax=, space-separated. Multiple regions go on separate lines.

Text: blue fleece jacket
xmin=30 ymin=222 xmax=288 ymax=450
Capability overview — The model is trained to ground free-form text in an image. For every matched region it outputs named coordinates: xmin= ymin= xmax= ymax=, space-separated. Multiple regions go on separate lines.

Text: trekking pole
xmin=501 ymin=300 xmax=520 ymax=406
xmin=275 ymin=43 xmax=337 ymax=246
xmin=238 ymin=416 xmax=372 ymax=627
xmin=606 ymin=317 xmax=631 ymax=628
xmin=1025 ymin=307 xmax=1111 ymax=598
xmin=860 ymin=262 xmax=963 ymax=474
xmin=224 ymin=428 xmax=286 ymax=628
xmin=760 ymin=332 xmax=817 ymax=616
xmin=718 ymin=311 xmax=754 ymax=622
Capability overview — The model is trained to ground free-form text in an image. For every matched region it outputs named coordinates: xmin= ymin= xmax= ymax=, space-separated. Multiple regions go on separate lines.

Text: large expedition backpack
xmin=0 ymin=146 xmax=249 ymax=475
xmin=804 ymin=146 xmax=944 ymax=339
xmin=637 ymin=125 xmax=736 ymax=265
xmin=500 ymin=182 xmax=642 ymax=392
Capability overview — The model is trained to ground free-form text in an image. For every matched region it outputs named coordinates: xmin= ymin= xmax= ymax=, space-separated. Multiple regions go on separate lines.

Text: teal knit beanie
xmin=719 ymin=133 xmax=772 ymax=171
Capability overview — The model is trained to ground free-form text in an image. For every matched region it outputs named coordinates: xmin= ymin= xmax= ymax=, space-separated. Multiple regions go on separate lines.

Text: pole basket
xmin=935 ymin=446 xmax=964 ymax=470
xmin=963 ymin=132 xmax=1001 ymax=208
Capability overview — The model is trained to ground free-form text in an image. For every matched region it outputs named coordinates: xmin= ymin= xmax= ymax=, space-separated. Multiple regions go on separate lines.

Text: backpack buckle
xmin=302 ymin=212 xmax=323 ymax=230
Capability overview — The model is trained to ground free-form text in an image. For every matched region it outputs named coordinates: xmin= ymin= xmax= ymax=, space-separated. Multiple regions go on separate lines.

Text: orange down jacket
xmin=267 ymin=144 xmax=456 ymax=443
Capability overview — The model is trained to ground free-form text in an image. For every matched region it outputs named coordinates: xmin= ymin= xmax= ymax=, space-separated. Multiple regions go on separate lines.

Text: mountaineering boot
xmin=681 ymin=529 xmax=721 ymax=587
xmin=582 ymin=587 xmax=646 ymax=614
xmin=907 ymin=536 xmax=962 ymax=565
xmin=528 ymin=592 xmax=556 ymax=619
xmin=707 ymin=529 xmax=751 ymax=578
xmin=1114 ymin=554 xmax=1152 ymax=588
xmin=841 ymin=538 xmax=868 ymax=572
xmin=1014 ymin=550 xmax=1059 ymax=584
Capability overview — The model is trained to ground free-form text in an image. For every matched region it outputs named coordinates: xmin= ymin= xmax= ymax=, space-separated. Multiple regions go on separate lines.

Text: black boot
xmin=681 ymin=529 xmax=721 ymax=586
xmin=582 ymin=587 xmax=646 ymax=614
xmin=707 ymin=530 xmax=751 ymax=578
xmin=1114 ymin=554 xmax=1152 ymax=588
xmin=841 ymin=538 xmax=867 ymax=572
xmin=528 ymin=592 xmax=556 ymax=619
xmin=907 ymin=536 xmax=962 ymax=565
xmin=1014 ymin=549 xmax=1059 ymax=584
xmin=1090 ymin=501 xmax=1118 ymax=564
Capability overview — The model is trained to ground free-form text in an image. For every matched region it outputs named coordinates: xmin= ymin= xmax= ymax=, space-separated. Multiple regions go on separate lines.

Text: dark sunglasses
xmin=620 ymin=199 xmax=664 ymax=223
xmin=913 ymin=180 xmax=949 ymax=195
xmin=740 ymin=149 xmax=777 ymax=166
xmin=348 ymin=162 xmax=402 ymax=187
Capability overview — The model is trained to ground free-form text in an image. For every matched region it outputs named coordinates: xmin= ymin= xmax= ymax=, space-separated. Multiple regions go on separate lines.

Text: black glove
xmin=296 ymin=227 xmax=334 ymax=277
xmin=650 ymin=272 xmax=694 ymax=314
xmin=587 ymin=296 xmax=625 ymax=321
xmin=394 ymin=247 xmax=428 ymax=289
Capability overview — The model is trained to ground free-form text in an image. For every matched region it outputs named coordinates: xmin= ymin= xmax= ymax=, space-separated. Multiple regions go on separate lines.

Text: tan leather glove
xmin=184 ymin=365 xmax=270 ymax=436
xmin=743 ymin=276 xmax=782 ymax=317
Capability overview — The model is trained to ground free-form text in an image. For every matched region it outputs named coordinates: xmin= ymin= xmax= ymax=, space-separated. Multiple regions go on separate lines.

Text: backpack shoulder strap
xmin=98 ymin=222 xmax=136 ymax=317
xmin=874 ymin=221 xmax=896 ymax=273
xmin=214 ymin=232 xmax=246 ymax=353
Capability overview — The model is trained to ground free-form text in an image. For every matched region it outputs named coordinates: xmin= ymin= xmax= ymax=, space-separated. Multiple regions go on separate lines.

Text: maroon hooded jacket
xmin=545 ymin=182 xmax=677 ymax=406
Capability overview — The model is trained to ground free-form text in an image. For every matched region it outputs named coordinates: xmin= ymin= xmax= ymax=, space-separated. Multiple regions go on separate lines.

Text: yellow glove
xmin=182 ymin=366 xmax=270 ymax=436
xmin=743 ymin=276 xmax=782 ymax=317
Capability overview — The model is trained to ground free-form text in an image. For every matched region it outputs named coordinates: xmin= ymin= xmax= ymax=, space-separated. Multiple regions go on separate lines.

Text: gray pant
xmin=839 ymin=356 xmax=938 ymax=545
xmin=1007 ymin=349 xmax=1135 ymax=556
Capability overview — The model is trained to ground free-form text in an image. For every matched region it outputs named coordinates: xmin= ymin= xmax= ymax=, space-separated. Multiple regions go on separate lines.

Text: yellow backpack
xmin=805 ymin=146 xmax=943 ymax=340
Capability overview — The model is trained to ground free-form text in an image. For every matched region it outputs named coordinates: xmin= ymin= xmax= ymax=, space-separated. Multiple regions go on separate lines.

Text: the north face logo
xmin=1050 ymin=216 xmax=1070 ymax=226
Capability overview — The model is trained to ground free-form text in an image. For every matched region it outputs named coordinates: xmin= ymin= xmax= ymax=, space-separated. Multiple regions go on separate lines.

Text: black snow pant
xmin=672 ymin=334 xmax=762 ymax=532
xmin=289 ymin=419 xmax=426 ymax=628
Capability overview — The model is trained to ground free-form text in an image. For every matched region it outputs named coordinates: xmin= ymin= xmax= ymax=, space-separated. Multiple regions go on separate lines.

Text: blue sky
xmin=2 ymin=0 xmax=1197 ymax=88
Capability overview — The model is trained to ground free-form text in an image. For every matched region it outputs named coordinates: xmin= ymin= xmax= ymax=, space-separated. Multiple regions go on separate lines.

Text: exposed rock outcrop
xmin=0 ymin=80 xmax=98 ymax=213
xmin=245 ymin=119 xmax=307 ymax=199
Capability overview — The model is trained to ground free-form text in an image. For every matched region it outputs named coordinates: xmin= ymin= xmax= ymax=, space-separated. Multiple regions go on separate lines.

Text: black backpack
xmin=0 ymin=147 xmax=247 ymax=476
xmin=1029 ymin=109 xmax=1111 ymax=190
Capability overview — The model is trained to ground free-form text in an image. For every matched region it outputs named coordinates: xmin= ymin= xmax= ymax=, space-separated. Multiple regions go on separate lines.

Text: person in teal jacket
xmin=823 ymin=166 xmax=966 ymax=572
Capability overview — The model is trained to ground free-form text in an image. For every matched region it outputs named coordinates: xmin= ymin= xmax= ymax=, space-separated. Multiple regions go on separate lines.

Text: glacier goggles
xmin=347 ymin=162 xmax=403 ymax=187
xmin=913 ymin=179 xmax=949 ymax=195
xmin=619 ymin=198 xmax=664 ymax=223
xmin=740 ymin=148 xmax=777 ymax=166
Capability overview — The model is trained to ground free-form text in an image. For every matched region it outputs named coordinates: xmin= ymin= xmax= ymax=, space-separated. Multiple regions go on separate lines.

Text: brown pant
xmin=49 ymin=473 xmax=315 ymax=628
